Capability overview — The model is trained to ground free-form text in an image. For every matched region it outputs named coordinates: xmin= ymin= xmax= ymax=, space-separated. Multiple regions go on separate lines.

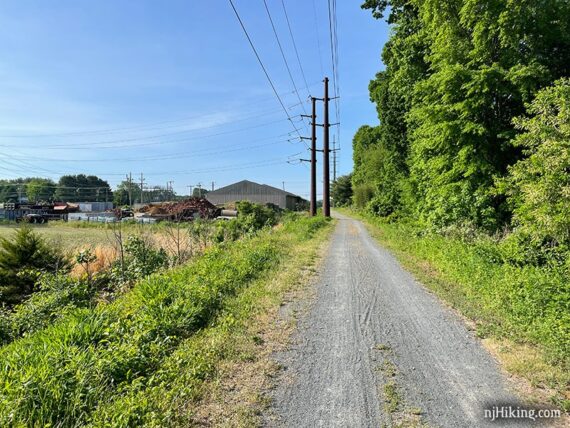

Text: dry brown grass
xmin=483 ymin=338 xmax=570 ymax=423
xmin=70 ymin=245 xmax=117 ymax=278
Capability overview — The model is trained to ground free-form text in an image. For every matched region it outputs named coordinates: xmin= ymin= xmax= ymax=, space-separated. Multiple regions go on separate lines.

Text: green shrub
xmin=236 ymin=200 xmax=278 ymax=230
xmin=110 ymin=235 xmax=169 ymax=286
xmin=0 ymin=227 xmax=70 ymax=304
xmin=5 ymin=274 xmax=96 ymax=342
xmin=498 ymin=78 xmax=570 ymax=262
xmin=352 ymin=184 xmax=375 ymax=208
xmin=212 ymin=202 xmax=280 ymax=244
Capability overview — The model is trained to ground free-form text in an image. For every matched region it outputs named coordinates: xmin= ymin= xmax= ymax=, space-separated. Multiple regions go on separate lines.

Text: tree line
xmin=345 ymin=0 xmax=570 ymax=260
xmin=0 ymin=175 xmax=181 ymax=206
xmin=0 ymin=175 xmax=113 ymax=204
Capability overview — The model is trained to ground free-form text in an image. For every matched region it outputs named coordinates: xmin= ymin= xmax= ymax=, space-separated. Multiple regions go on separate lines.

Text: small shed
xmin=206 ymin=180 xmax=307 ymax=210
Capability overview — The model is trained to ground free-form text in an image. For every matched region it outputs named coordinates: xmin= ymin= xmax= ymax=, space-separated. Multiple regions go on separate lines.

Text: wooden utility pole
xmin=310 ymin=97 xmax=318 ymax=216
xmin=126 ymin=173 xmax=133 ymax=207
xmin=322 ymin=77 xmax=331 ymax=217
xmin=301 ymin=96 xmax=318 ymax=216
xmin=139 ymin=173 xmax=145 ymax=205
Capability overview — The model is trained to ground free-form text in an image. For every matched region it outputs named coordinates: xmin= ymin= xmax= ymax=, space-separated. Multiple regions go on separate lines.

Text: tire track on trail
xmin=268 ymin=213 xmax=532 ymax=427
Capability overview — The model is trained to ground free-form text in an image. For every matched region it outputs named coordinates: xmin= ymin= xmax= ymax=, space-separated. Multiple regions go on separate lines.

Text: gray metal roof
xmin=209 ymin=180 xmax=303 ymax=198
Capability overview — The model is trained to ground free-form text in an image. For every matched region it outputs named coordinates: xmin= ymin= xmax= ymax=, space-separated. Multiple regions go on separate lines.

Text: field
xmin=0 ymin=223 xmax=115 ymax=251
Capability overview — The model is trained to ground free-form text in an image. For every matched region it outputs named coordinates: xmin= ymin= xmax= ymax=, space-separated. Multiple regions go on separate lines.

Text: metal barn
xmin=206 ymin=180 xmax=307 ymax=210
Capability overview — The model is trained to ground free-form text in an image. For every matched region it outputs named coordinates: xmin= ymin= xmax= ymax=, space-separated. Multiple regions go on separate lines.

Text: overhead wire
xmin=0 ymin=84 xmax=315 ymax=139
xmin=327 ymin=0 xmax=341 ymax=168
xmin=227 ymin=0 xmax=303 ymax=141
xmin=13 ymin=135 xmax=296 ymax=163
xmin=0 ymin=112 xmax=302 ymax=151
xmin=312 ymin=0 xmax=325 ymax=76
xmin=280 ymin=0 xmax=310 ymax=96
xmin=261 ymin=0 xmax=308 ymax=118
xmin=0 ymin=154 xmax=297 ymax=180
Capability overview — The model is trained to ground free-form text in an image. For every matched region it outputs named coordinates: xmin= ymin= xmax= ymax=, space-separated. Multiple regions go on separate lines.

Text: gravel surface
xmin=268 ymin=214 xmax=531 ymax=428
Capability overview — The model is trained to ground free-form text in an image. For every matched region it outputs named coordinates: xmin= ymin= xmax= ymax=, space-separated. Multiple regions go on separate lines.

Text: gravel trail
xmin=268 ymin=214 xmax=530 ymax=428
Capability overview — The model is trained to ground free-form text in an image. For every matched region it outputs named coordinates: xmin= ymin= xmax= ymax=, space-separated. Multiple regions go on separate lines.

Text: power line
xmin=327 ymin=0 xmax=341 ymax=162
xmin=0 ymin=113 xmax=302 ymax=151
xmin=228 ymin=0 xmax=302 ymax=138
xmin=262 ymin=0 xmax=308 ymax=123
xmin=0 ymin=86 xmax=315 ymax=139
xmin=13 ymin=136 xmax=294 ymax=164
xmin=312 ymin=0 xmax=325 ymax=76
xmin=280 ymin=0 xmax=310 ymax=96
xmin=0 ymin=153 xmax=301 ymax=180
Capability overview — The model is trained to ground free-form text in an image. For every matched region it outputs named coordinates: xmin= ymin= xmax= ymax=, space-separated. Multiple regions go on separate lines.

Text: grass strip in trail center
xmin=0 ymin=215 xmax=331 ymax=427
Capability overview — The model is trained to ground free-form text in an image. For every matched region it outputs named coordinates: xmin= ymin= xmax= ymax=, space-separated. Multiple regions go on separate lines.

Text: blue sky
xmin=0 ymin=1 xmax=389 ymax=198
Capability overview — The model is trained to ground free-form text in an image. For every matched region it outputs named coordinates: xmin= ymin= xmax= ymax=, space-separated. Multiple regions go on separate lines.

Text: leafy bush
xmin=0 ymin=227 xmax=70 ymax=304
xmin=1 ymin=274 xmax=96 ymax=343
xmin=213 ymin=202 xmax=280 ymax=243
xmin=499 ymin=78 xmax=570 ymax=261
xmin=236 ymin=200 xmax=278 ymax=230
xmin=352 ymin=184 xmax=375 ymax=208
xmin=110 ymin=235 xmax=169 ymax=286
xmin=0 ymin=227 xmax=284 ymax=426
xmin=123 ymin=235 xmax=168 ymax=277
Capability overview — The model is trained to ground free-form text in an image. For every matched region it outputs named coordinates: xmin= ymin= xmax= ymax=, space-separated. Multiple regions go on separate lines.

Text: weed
xmin=0 ymin=213 xmax=330 ymax=426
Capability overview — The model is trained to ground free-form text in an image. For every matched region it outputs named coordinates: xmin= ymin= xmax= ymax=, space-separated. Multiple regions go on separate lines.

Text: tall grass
xmin=0 ymin=214 xmax=330 ymax=426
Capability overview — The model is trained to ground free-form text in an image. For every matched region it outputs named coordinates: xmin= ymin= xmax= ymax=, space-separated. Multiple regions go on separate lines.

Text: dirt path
xmin=268 ymin=214 xmax=530 ymax=427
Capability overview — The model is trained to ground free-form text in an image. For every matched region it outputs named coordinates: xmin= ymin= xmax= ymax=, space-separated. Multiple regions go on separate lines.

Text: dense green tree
xmin=356 ymin=0 xmax=429 ymax=216
xmin=331 ymin=174 xmax=353 ymax=207
xmin=113 ymin=180 xmax=140 ymax=206
xmin=0 ymin=181 xmax=21 ymax=203
xmin=358 ymin=0 xmax=570 ymax=230
xmin=25 ymin=178 xmax=56 ymax=203
xmin=192 ymin=187 xmax=208 ymax=198
xmin=499 ymin=79 xmax=570 ymax=250
xmin=55 ymin=175 xmax=112 ymax=202
xmin=351 ymin=125 xmax=381 ymax=187
xmin=0 ymin=178 xmax=36 ymax=203
xmin=145 ymin=185 xmax=176 ymax=203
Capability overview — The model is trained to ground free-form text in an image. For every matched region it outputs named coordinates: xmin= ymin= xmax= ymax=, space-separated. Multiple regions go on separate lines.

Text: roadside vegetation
xmin=334 ymin=0 xmax=570 ymax=412
xmin=0 ymin=202 xmax=331 ymax=426
xmin=343 ymin=209 xmax=569 ymax=410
